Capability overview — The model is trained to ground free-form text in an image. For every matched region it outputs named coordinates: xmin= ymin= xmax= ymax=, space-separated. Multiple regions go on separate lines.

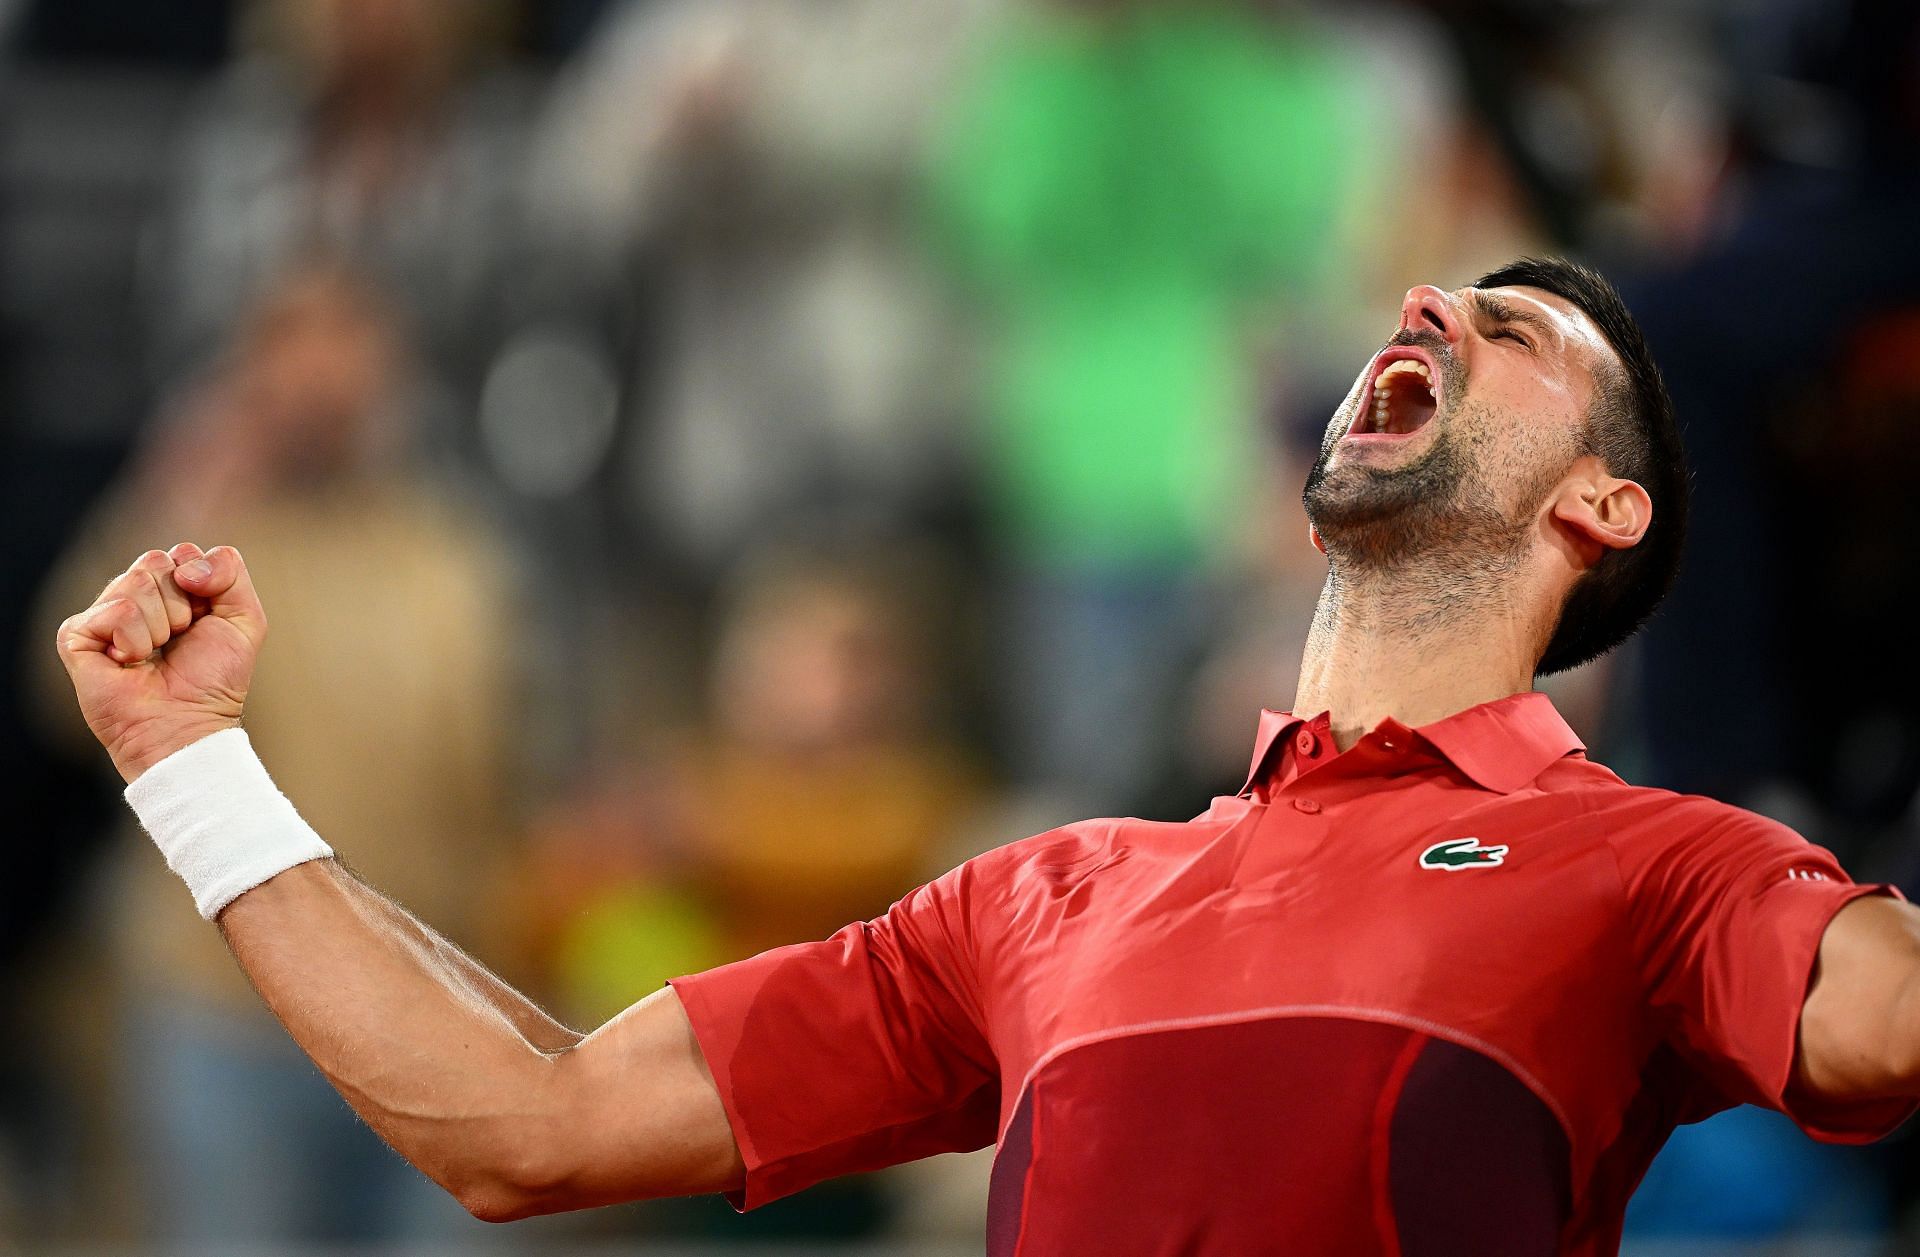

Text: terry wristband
xmin=124 ymin=727 xmax=334 ymax=920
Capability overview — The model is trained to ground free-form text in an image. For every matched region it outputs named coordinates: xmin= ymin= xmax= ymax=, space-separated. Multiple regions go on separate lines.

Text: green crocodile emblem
xmin=1420 ymin=837 xmax=1509 ymax=870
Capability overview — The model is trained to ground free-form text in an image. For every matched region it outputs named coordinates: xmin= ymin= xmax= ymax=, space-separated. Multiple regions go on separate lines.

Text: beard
xmin=1303 ymin=397 xmax=1546 ymax=576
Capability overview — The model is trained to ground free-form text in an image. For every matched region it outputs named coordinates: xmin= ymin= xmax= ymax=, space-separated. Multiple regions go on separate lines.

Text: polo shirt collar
xmin=1414 ymin=691 xmax=1585 ymax=793
xmin=1239 ymin=708 xmax=1308 ymax=796
xmin=1239 ymin=690 xmax=1584 ymax=797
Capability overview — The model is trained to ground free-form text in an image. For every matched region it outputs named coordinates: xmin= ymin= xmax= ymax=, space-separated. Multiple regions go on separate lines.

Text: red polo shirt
xmin=668 ymin=692 xmax=1912 ymax=1255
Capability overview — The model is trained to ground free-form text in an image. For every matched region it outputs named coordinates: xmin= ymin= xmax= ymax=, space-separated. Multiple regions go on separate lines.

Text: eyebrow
xmin=1471 ymin=291 xmax=1558 ymax=347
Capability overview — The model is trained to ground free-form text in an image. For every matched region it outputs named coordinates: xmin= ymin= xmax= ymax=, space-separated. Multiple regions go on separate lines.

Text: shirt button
xmin=1292 ymin=797 xmax=1322 ymax=815
xmin=1295 ymin=730 xmax=1319 ymax=756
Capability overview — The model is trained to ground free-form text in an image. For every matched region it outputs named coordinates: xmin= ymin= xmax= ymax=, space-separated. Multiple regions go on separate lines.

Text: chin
xmin=1307 ymin=439 xmax=1451 ymax=519
xmin=1307 ymin=473 xmax=1437 ymax=549
xmin=1302 ymin=430 xmax=1496 ymax=569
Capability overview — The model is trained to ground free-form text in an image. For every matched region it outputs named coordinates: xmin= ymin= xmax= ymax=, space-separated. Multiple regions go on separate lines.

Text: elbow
xmin=457 ymin=1187 xmax=547 ymax=1226
xmin=423 ymin=1079 xmax=587 ymax=1223
xmin=443 ymin=1142 xmax=578 ymax=1224
xmin=454 ymin=1183 xmax=536 ymax=1226
xmin=420 ymin=1044 xmax=605 ymax=1223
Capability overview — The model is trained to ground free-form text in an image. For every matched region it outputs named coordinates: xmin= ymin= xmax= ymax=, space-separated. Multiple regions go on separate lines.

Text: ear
xmin=1308 ymin=523 xmax=1326 ymax=556
xmin=1549 ymin=462 xmax=1651 ymax=564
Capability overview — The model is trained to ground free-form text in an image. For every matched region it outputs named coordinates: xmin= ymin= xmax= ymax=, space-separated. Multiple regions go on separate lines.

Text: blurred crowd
xmin=1 ymin=0 xmax=1917 ymax=1249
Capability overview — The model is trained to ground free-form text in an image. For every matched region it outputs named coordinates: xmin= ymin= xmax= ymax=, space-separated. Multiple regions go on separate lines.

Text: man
xmin=56 ymin=258 xmax=1920 ymax=1255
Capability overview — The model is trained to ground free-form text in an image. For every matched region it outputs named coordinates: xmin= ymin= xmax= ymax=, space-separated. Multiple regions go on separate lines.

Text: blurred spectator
xmin=513 ymin=541 xmax=985 ymax=1237
xmin=145 ymin=0 xmax=536 ymax=419
xmin=1625 ymin=0 xmax=1920 ymax=825
xmin=526 ymin=0 xmax=991 ymax=579
xmin=687 ymin=544 xmax=986 ymax=954
xmin=520 ymin=541 xmax=984 ymax=1017
xmin=923 ymin=0 xmax=1372 ymax=813
xmin=28 ymin=264 xmax=526 ymax=1244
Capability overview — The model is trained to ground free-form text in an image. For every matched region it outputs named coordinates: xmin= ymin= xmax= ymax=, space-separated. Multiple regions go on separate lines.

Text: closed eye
xmin=1491 ymin=327 xmax=1533 ymax=350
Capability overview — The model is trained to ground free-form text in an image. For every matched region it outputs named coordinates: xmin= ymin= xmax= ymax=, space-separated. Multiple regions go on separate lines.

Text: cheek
xmin=1450 ymin=402 xmax=1574 ymax=498
xmin=1499 ymin=421 xmax=1583 ymax=508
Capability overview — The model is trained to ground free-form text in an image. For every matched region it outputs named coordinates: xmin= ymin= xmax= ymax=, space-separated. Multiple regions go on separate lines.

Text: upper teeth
xmin=1369 ymin=359 xmax=1432 ymax=427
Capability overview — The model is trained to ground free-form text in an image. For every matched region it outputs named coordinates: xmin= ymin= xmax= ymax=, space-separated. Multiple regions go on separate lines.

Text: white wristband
xmin=124 ymin=727 xmax=333 ymax=920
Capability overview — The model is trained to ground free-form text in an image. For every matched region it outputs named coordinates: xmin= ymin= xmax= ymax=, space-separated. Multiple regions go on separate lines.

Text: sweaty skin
xmin=54 ymin=288 xmax=1920 ymax=1218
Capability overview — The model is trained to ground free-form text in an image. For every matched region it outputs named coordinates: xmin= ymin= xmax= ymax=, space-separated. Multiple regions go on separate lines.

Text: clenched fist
xmin=56 ymin=542 xmax=268 ymax=783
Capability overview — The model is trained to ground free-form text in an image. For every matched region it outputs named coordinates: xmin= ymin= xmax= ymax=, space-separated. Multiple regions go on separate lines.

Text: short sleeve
xmin=1620 ymin=803 xmax=1912 ymax=1142
xmin=667 ymin=864 xmax=1000 ymax=1210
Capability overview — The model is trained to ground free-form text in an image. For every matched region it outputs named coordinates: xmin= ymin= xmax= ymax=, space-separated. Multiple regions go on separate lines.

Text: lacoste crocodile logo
xmin=1420 ymin=838 xmax=1509 ymax=870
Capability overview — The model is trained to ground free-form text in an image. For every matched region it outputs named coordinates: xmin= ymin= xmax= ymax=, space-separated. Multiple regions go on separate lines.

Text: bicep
xmin=541 ymin=986 xmax=745 ymax=1211
xmin=1795 ymin=895 xmax=1920 ymax=1103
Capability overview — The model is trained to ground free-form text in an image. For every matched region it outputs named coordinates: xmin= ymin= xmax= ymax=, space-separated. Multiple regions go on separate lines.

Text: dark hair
xmin=1473 ymin=257 xmax=1688 ymax=676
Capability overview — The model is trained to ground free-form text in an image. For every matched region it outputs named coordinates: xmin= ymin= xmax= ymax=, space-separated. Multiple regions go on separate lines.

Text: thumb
xmin=171 ymin=544 xmax=268 ymax=646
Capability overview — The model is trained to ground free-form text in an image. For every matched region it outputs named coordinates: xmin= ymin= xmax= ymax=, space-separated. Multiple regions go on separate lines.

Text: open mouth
xmin=1350 ymin=350 xmax=1440 ymax=437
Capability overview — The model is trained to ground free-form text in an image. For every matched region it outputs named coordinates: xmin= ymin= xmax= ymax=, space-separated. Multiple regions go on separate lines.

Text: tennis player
xmin=57 ymin=258 xmax=1920 ymax=1255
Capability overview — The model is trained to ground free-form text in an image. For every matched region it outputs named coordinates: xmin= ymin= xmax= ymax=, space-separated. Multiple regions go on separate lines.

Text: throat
xmin=1292 ymin=565 xmax=1541 ymax=750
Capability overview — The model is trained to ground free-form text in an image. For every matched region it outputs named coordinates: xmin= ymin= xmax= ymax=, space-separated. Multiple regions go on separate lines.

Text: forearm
xmin=296 ymin=858 xmax=585 ymax=1054
xmin=217 ymin=858 xmax=581 ymax=1212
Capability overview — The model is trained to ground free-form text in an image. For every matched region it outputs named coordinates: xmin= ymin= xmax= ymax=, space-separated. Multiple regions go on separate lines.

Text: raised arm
xmin=55 ymin=543 xmax=744 ymax=1220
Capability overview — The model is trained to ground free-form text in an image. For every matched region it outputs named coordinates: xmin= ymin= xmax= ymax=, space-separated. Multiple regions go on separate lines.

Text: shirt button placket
xmin=1240 ymin=788 xmax=1332 ymax=881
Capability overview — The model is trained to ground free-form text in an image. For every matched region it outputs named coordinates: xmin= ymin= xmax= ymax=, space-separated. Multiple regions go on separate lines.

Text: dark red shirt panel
xmin=988 ymin=1017 xmax=1570 ymax=1257
xmin=668 ymin=693 xmax=1912 ymax=1254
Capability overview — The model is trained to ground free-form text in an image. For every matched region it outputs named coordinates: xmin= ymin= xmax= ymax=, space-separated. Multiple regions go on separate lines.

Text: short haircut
xmin=1473 ymin=257 xmax=1689 ymax=676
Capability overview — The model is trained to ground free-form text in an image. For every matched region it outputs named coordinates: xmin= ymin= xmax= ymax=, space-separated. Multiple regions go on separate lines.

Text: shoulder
xmin=873 ymin=819 xmax=1132 ymax=972
xmin=944 ymin=816 xmax=1133 ymax=893
xmin=1527 ymin=758 xmax=1836 ymax=889
xmin=1535 ymin=757 xmax=1801 ymax=848
xmin=1580 ymin=782 xmax=1842 ymax=898
xmin=928 ymin=810 xmax=1204 ymax=923
xmin=958 ymin=801 xmax=1242 ymax=876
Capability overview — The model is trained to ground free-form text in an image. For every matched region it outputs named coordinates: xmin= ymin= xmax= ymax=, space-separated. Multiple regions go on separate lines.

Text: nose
xmin=1399 ymin=285 xmax=1463 ymax=344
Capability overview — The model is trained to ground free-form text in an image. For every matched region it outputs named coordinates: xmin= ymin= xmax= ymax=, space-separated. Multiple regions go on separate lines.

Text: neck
xmin=1291 ymin=555 xmax=1549 ymax=751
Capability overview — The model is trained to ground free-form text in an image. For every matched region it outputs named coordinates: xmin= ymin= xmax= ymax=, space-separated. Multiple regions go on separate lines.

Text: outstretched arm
xmin=1796 ymin=895 xmax=1920 ymax=1105
xmin=55 ymin=544 xmax=744 ymax=1220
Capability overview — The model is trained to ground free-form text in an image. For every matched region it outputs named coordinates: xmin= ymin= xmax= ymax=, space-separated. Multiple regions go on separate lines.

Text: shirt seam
xmin=1001 ymin=1004 xmax=1575 ymax=1149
